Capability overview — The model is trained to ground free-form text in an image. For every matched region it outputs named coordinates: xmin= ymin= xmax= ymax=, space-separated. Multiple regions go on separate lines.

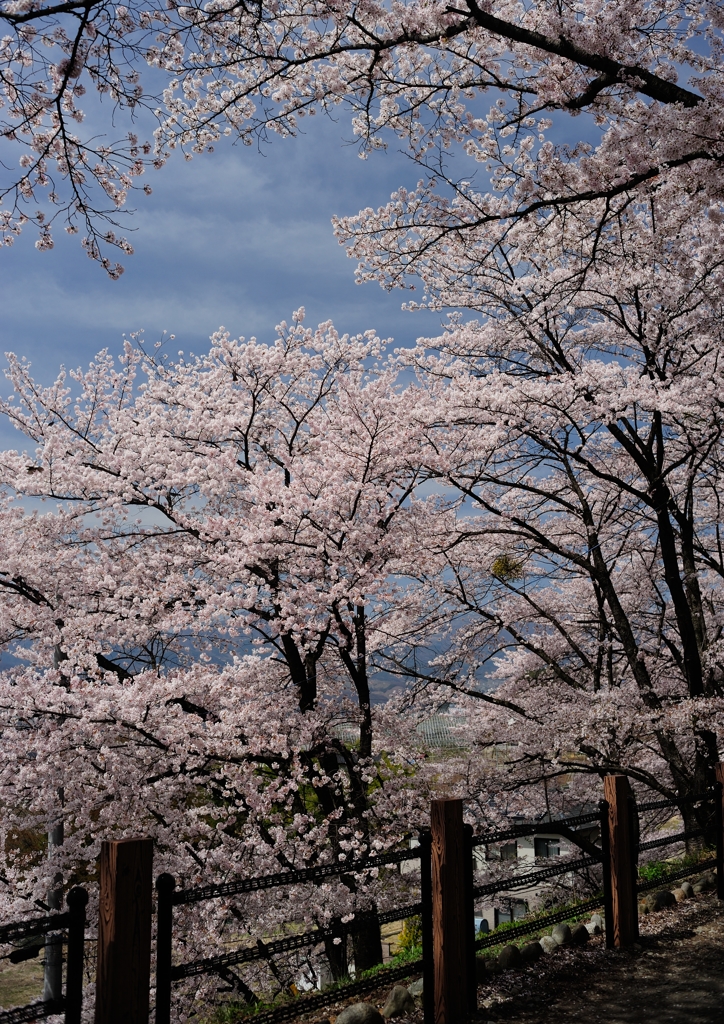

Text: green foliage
xmin=397 ymin=915 xmax=422 ymax=952
xmin=491 ymin=554 xmax=524 ymax=581
xmin=638 ymin=849 xmax=712 ymax=884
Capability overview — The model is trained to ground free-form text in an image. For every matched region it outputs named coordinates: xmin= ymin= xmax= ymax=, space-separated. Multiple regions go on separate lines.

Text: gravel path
xmin=478 ymin=891 xmax=724 ymax=1023
xmin=294 ymin=890 xmax=724 ymax=1023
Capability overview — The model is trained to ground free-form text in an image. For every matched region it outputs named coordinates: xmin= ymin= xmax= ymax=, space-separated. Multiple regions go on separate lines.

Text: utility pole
xmin=44 ymin=787 xmax=64 ymax=1002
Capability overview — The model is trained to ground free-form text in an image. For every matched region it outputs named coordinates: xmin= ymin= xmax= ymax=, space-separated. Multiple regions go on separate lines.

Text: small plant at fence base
xmin=638 ymin=849 xmax=714 ymax=886
xmin=396 ymin=916 xmax=422 ymax=953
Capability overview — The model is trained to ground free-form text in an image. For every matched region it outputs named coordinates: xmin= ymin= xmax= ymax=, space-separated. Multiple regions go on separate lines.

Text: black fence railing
xmin=5 ymin=780 xmax=717 ymax=1024
xmin=472 ymin=854 xmax=600 ymax=900
xmin=637 ymin=798 xmax=679 ymax=813
xmin=155 ymin=847 xmax=423 ymax=1024
xmin=170 ymin=901 xmax=424 ymax=982
xmin=0 ymin=888 xmax=87 ymax=1024
xmin=637 ymin=858 xmax=717 ymax=894
xmin=170 ymin=847 xmax=420 ymax=907
xmin=474 ymin=894 xmax=605 ymax=951
xmin=241 ymin=957 xmax=425 ymax=1024
xmin=470 ymin=809 xmax=601 ymax=850
xmin=638 ymin=827 xmax=708 ymax=852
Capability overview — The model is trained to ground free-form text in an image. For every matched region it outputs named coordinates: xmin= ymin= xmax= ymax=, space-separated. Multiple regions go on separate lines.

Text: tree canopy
xmin=0 ymin=0 xmax=721 ymax=273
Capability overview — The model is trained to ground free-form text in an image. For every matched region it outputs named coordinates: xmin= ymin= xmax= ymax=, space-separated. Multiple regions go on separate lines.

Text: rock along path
xmin=480 ymin=891 xmax=724 ymax=1023
xmin=292 ymin=891 xmax=724 ymax=1023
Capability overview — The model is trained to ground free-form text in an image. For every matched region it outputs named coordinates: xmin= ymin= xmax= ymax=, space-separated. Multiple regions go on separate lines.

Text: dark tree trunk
xmin=324 ymin=925 xmax=348 ymax=982
xmin=352 ymin=912 xmax=384 ymax=973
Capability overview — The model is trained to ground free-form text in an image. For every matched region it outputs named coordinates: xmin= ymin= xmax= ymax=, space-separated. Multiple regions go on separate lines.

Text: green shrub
xmin=397 ymin=915 xmax=422 ymax=952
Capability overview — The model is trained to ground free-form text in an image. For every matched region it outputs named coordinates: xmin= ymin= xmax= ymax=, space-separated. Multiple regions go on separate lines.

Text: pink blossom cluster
xmin=0 ymin=0 xmax=721 ymax=269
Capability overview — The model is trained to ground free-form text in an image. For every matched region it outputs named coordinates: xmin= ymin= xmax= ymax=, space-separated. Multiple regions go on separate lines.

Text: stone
xmin=481 ymin=994 xmax=514 ymax=1012
xmin=551 ymin=923 xmax=572 ymax=946
xmin=642 ymin=890 xmax=676 ymax=912
xmin=520 ymin=940 xmax=543 ymax=963
xmin=570 ymin=923 xmax=590 ymax=946
xmin=700 ymin=872 xmax=717 ymax=890
xmin=590 ymin=913 xmax=604 ymax=930
xmin=407 ymin=978 xmax=424 ymax=999
xmin=680 ymin=881 xmax=694 ymax=898
xmin=475 ymin=955 xmax=488 ymax=983
xmin=585 ymin=922 xmax=602 ymax=936
xmin=497 ymin=944 xmax=522 ymax=970
xmin=672 ymin=888 xmax=687 ymax=903
xmin=539 ymin=935 xmax=558 ymax=954
xmin=335 ymin=1003 xmax=385 ymax=1024
xmin=692 ymin=881 xmax=705 ymax=894
xmin=381 ymin=986 xmax=415 ymax=1019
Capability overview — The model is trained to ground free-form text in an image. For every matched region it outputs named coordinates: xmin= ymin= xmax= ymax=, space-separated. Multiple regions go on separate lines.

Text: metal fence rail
xmin=0 ymin=887 xmax=87 ymax=1024
xmin=473 ymin=855 xmax=599 ymax=899
xmin=0 ymin=912 xmax=70 ymax=946
xmin=0 ymin=1001 xmax=65 ymax=1024
xmin=637 ymin=858 xmax=716 ymax=895
xmin=172 ymin=901 xmax=423 ymax=981
xmin=172 ymin=847 xmax=420 ymax=907
xmin=638 ymin=828 xmax=707 ymax=852
xmin=637 ymin=798 xmax=679 ymax=813
xmin=471 ymin=810 xmax=600 ymax=850
xmin=241 ymin=958 xmax=425 ymax=1024
xmin=0 ymin=999 xmax=65 ymax=1024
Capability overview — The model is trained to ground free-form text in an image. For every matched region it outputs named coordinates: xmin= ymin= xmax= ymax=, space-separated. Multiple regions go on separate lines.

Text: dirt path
xmin=479 ymin=891 xmax=724 ymax=1023
xmin=293 ymin=891 xmax=724 ymax=1023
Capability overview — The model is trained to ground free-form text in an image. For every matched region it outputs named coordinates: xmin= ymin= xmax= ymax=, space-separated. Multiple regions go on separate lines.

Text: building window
xmin=494 ymin=900 xmax=527 ymax=927
xmin=534 ymin=837 xmax=560 ymax=858
xmin=500 ymin=841 xmax=517 ymax=861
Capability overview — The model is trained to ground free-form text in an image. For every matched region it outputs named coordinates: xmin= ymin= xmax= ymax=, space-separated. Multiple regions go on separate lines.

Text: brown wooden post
xmin=431 ymin=799 xmax=469 ymax=1024
xmin=95 ymin=838 xmax=153 ymax=1024
xmin=603 ymin=776 xmax=638 ymax=947
xmin=714 ymin=764 xmax=724 ymax=900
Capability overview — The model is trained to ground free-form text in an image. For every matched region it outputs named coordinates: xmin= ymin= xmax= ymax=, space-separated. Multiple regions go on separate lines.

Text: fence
xmin=0 ymin=771 xmax=722 ymax=1024
xmin=0 ymin=887 xmax=87 ymax=1024
xmin=155 ymin=845 xmax=425 ymax=1024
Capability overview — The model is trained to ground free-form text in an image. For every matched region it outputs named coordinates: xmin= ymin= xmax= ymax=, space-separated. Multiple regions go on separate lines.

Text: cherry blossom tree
xmin=0 ymin=0 xmax=721 ymax=272
xmin=0 ymin=315 xmax=436 ymax=1011
xmin=376 ymin=195 xmax=724 ymax=835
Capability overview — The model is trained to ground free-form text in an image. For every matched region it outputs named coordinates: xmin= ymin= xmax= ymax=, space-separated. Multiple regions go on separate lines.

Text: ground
xmin=0 ymin=953 xmax=43 ymax=1010
xmin=292 ymin=890 xmax=724 ymax=1023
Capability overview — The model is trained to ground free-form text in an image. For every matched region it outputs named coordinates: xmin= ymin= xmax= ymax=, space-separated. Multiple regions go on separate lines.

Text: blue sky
xmin=0 ymin=113 xmax=448 ymax=449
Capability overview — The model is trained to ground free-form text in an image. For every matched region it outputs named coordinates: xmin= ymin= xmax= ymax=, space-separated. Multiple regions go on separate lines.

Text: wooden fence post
xmin=714 ymin=764 xmax=724 ymax=900
xmin=95 ymin=838 xmax=153 ymax=1024
xmin=431 ymin=799 xmax=470 ymax=1024
xmin=603 ymin=776 xmax=638 ymax=947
